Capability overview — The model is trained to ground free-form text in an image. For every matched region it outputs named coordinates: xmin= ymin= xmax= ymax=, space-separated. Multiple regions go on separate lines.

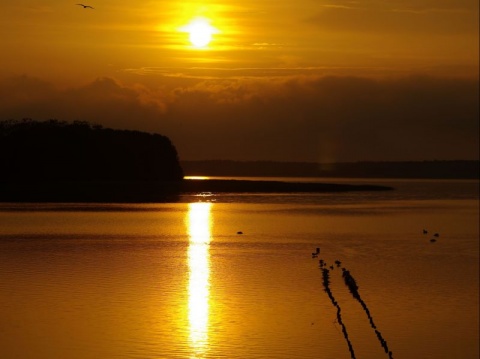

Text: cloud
xmin=0 ymin=74 xmax=478 ymax=162
xmin=0 ymin=76 xmax=167 ymax=131
xmin=164 ymin=75 xmax=479 ymax=161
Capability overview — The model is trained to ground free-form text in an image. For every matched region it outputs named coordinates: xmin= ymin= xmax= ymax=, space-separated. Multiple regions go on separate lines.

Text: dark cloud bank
xmin=0 ymin=74 xmax=478 ymax=162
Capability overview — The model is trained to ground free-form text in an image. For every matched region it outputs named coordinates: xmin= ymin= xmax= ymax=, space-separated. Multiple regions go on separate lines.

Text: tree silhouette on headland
xmin=0 ymin=119 xmax=183 ymax=182
xmin=0 ymin=119 xmax=394 ymax=202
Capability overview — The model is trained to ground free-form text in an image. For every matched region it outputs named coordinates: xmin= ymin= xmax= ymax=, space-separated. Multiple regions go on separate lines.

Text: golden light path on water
xmin=187 ymin=202 xmax=212 ymax=357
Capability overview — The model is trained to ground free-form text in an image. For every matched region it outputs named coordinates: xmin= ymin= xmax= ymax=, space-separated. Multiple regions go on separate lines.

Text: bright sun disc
xmin=182 ymin=18 xmax=217 ymax=48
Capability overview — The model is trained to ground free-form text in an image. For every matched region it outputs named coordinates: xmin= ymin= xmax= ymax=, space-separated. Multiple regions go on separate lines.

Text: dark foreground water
xmin=0 ymin=178 xmax=478 ymax=359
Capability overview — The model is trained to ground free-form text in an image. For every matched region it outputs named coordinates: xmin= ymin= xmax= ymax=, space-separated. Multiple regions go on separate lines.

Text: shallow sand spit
xmin=180 ymin=178 xmax=393 ymax=193
xmin=0 ymin=179 xmax=393 ymax=202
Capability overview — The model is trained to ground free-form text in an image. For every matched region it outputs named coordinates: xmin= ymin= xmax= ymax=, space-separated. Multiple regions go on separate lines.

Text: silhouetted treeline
xmin=0 ymin=119 xmax=183 ymax=182
xmin=181 ymin=160 xmax=479 ymax=179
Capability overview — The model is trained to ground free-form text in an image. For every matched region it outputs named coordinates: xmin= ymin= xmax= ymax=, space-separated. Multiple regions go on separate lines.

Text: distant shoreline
xmin=0 ymin=178 xmax=393 ymax=203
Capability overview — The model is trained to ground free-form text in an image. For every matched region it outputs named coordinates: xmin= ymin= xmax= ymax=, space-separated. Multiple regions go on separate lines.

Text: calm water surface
xmin=0 ymin=178 xmax=478 ymax=359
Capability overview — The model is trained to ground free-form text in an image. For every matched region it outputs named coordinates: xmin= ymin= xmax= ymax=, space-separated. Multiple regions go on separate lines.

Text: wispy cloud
xmin=122 ymin=64 xmax=478 ymax=81
xmin=306 ymin=3 xmax=478 ymax=34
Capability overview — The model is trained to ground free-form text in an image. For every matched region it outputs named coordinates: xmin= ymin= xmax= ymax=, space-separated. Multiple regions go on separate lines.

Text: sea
xmin=0 ymin=177 xmax=478 ymax=359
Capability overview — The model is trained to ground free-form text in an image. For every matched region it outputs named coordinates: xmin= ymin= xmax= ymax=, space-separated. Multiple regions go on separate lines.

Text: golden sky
xmin=1 ymin=0 xmax=479 ymax=161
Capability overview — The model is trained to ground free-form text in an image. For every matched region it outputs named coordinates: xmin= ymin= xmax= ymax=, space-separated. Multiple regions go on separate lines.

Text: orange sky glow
xmin=1 ymin=0 xmax=478 ymax=162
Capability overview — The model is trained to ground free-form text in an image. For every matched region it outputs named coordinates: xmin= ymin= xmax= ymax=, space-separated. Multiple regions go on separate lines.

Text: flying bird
xmin=76 ymin=4 xmax=94 ymax=9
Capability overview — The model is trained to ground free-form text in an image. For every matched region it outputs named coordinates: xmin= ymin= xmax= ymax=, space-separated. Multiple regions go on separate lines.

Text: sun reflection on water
xmin=187 ymin=202 xmax=212 ymax=357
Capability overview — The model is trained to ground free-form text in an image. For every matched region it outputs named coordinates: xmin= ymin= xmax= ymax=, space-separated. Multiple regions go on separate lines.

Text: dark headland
xmin=0 ymin=120 xmax=393 ymax=202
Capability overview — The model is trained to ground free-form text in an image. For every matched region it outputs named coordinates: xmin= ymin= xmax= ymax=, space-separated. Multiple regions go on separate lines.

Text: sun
xmin=181 ymin=17 xmax=217 ymax=49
